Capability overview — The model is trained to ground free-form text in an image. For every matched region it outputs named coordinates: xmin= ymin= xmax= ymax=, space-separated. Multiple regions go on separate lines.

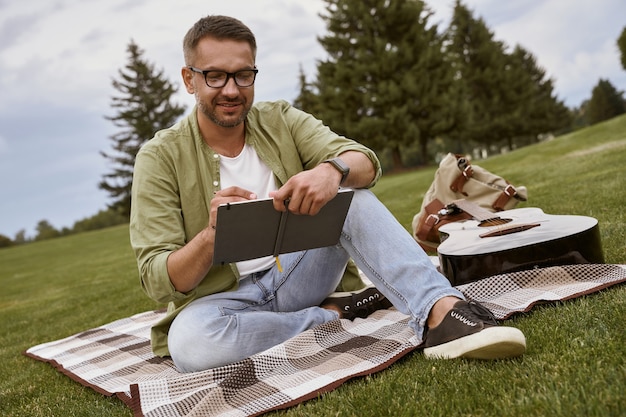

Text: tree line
xmin=295 ymin=0 xmax=625 ymax=169
xmin=2 ymin=0 xmax=625 ymax=247
xmin=0 ymin=209 xmax=128 ymax=247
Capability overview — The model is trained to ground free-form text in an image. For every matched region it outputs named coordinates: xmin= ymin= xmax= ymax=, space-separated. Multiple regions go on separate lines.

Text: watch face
xmin=332 ymin=158 xmax=349 ymax=174
xmin=326 ymin=158 xmax=349 ymax=184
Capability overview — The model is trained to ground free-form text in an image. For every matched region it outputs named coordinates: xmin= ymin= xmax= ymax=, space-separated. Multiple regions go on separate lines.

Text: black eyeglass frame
xmin=187 ymin=66 xmax=259 ymax=88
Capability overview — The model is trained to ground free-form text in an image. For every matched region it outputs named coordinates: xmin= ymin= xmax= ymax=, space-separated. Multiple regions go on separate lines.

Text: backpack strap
xmin=416 ymin=199 xmax=471 ymax=245
xmin=449 ymin=155 xmax=473 ymax=196
xmin=416 ymin=199 xmax=445 ymax=243
xmin=492 ymin=184 xmax=518 ymax=211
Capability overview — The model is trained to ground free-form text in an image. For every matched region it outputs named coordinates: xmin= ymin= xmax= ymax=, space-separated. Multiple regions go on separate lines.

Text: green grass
xmin=2 ymin=115 xmax=626 ymax=417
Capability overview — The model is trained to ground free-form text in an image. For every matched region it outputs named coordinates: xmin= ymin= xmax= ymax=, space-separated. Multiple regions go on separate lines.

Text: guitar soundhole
xmin=479 ymin=218 xmax=512 ymax=227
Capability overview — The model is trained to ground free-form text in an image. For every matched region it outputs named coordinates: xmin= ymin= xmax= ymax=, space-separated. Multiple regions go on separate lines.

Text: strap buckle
xmin=504 ymin=184 xmax=516 ymax=196
xmin=425 ymin=213 xmax=440 ymax=227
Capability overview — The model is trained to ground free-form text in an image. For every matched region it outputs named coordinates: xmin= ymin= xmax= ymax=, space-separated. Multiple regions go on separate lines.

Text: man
xmin=130 ymin=15 xmax=526 ymax=373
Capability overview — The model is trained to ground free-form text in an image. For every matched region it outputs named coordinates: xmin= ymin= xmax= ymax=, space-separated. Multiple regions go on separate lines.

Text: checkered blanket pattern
xmin=24 ymin=264 xmax=625 ymax=417
xmin=25 ymin=308 xmax=419 ymax=417
xmin=457 ymin=264 xmax=626 ymax=319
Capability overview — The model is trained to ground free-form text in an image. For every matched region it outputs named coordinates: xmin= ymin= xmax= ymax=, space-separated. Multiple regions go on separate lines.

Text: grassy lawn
xmin=1 ymin=115 xmax=625 ymax=417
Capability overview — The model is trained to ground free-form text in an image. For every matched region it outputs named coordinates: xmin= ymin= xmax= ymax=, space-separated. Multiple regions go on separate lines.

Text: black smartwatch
xmin=323 ymin=157 xmax=350 ymax=185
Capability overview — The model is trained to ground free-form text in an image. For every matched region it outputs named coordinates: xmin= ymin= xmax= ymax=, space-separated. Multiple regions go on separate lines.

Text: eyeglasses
xmin=187 ymin=66 xmax=258 ymax=88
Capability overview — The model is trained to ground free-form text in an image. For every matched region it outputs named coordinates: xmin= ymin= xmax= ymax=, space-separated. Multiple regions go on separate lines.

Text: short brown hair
xmin=183 ymin=15 xmax=257 ymax=65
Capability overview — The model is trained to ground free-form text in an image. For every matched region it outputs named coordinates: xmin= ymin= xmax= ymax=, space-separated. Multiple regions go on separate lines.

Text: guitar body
xmin=437 ymin=208 xmax=604 ymax=286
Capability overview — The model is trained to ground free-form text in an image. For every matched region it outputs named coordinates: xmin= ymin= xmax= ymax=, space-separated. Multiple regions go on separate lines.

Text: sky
xmin=1 ymin=0 xmax=625 ymax=239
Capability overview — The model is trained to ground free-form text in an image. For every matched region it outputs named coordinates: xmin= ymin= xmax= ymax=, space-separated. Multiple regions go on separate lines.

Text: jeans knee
xmin=168 ymin=313 xmax=242 ymax=372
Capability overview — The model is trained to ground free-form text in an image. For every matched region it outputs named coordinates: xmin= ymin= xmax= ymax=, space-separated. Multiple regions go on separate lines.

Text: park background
xmin=1 ymin=0 xmax=626 ymax=241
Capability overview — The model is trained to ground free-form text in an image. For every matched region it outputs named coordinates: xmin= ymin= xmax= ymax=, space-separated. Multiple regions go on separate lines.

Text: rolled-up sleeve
xmin=130 ymin=147 xmax=190 ymax=304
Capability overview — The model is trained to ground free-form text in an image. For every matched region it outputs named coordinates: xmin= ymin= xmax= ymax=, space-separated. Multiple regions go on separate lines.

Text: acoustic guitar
xmin=436 ymin=200 xmax=604 ymax=286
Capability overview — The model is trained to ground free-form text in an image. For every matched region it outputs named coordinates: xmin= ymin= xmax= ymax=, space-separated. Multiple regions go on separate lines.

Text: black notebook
xmin=213 ymin=189 xmax=354 ymax=264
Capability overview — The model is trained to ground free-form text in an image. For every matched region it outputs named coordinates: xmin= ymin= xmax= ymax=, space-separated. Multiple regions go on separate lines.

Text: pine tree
xmin=586 ymin=79 xmax=626 ymax=124
xmin=293 ymin=65 xmax=322 ymax=116
xmin=445 ymin=1 xmax=572 ymax=152
xmin=445 ymin=0 xmax=512 ymax=149
xmin=100 ymin=40 xmax=186 ymax=217
xmin=507 ymin=46 xmax=571 ymax=142
xmin=618 ymin=26 xmax=626 ymax=71
xmin=311 ymin=0 xmax=460 ymax=168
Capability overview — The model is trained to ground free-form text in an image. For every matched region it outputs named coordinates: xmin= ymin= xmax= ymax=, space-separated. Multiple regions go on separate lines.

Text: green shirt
xmin=130 ymin=100 xmax=382 ymax=356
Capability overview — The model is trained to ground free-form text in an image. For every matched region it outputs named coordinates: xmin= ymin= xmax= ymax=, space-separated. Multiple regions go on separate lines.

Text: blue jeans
xmin=168 ymin=189 xmax=464 ymax=371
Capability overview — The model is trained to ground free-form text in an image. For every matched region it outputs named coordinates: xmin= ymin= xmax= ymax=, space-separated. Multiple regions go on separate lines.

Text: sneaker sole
xmin=423 ymin=327 xmax=526 ymax=360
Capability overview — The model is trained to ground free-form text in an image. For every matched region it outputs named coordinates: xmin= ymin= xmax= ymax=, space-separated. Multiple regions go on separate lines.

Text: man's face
xmin=184 ymin=37 xmax=256 ymax=128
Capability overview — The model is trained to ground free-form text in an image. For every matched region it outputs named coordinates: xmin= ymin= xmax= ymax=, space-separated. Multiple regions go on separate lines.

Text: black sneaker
xmin=321 ymin=286 xmax=393 ymax=320
xmin=422 ymin=300 xmax=526 ymax=360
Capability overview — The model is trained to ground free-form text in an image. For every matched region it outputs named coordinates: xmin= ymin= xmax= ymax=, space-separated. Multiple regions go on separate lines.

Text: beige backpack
xmin=412 ymin=153 xmax=528 ymax=251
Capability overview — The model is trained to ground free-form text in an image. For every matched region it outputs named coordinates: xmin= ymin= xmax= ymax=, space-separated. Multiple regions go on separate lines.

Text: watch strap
xmin=323 ymin=158 xmax=350 ymax=185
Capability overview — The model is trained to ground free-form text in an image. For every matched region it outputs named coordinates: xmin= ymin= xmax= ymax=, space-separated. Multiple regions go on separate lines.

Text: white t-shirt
xmin=219 ymin=143 xmax=278 ymax=276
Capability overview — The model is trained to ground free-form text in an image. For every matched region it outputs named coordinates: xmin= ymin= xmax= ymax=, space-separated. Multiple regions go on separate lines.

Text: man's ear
xmin=182 ymin=67 xmax=195 ymax=94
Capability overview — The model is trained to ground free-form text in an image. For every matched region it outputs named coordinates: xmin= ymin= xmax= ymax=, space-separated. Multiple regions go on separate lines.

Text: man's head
xmin=182 ymin=15 xmax=257 ymax=129
xmin=183 ymin=15 xmax=257 ymax=67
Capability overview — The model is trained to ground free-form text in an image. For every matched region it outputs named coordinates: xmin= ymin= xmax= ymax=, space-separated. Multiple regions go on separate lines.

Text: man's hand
xmin=166 ymin=186 xmax=257 ymax=294
xmin=269 ymin=164 xmax=340 ymax=215
xmin=270 ymin=150 xmax=376 ymax=216
xmin=209 ymin=186 xmax=258 ymax=229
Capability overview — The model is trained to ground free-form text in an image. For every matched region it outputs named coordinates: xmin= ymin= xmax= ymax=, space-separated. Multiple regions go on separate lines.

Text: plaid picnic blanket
xmin=456 ymin=263 xmax=626 ymax=319
xmin=26 ymin=308 xmax=418 ymax=417
xmin=24 ymin=264 xmax=626 ymax=417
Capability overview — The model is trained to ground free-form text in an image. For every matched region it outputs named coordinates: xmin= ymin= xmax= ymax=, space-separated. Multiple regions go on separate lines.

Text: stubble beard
xmin=196 ymin=93 xmax=251 ymax=128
